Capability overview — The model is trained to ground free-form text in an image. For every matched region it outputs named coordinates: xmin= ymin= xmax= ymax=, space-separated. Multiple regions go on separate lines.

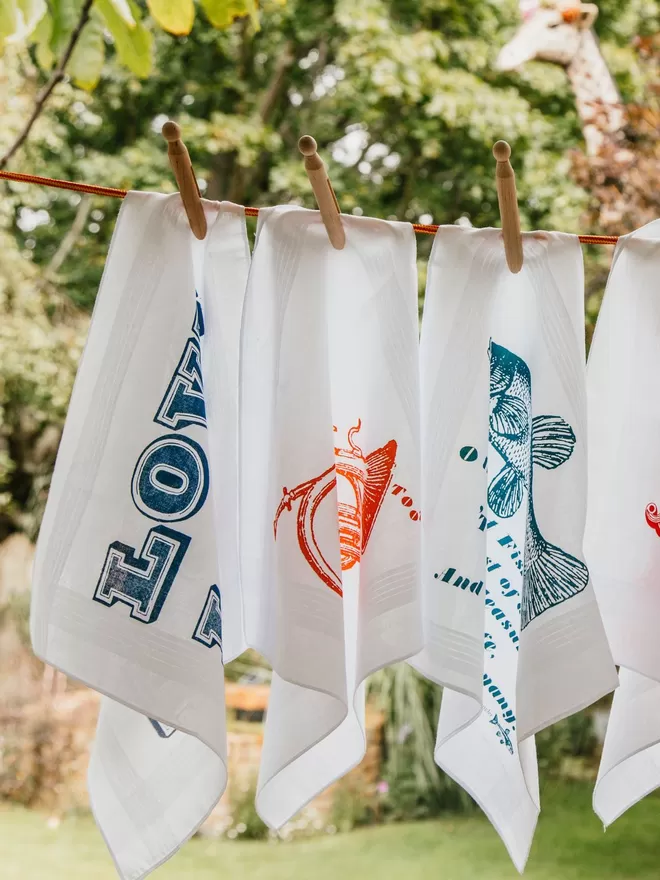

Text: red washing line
xmin=0 ymin=169 xmax=620 ymax=245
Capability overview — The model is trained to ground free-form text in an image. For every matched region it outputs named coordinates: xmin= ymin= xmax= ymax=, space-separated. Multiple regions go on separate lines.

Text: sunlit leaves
xmin=31 ymin=10 xmax=54 ymax=69
xmin=199 ymin=0 xmax=259 ymax=29
xmin=105 ymin=0 xmax=136 ymax=26
xmin=0 ymin=2 xmax=18 ymax=51
xmin=96 ymin=0 xmax=154 ymax=78
xmin=69 ymin=9 xmax=105 ymax=89
xmin=48 ymin=0 xmax=81 ymax=57
xmin=1 ymin=0 xmax=274 ymax=86
xmin=15 ymin=0 xmax=47 ymax=40
xmin=146 ymin=0 xmax=195 ymax=35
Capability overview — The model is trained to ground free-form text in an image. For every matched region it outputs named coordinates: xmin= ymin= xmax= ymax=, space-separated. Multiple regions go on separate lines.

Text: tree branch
xmin=257 ymin=40 xmax=295 ymax=124
xmin=207 ymin=41 xmax=296 ymax=203
xmin=0 ymin=0 xmax=95 ymax=170
xmin=44 ymin=194 xmax=92 ymax=280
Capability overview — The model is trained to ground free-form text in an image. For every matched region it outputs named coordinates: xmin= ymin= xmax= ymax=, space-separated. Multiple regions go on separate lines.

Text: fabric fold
xmin=30 ymin=193 xmax=250 ymax=880
xmin=586 ymin=219 xmax=660 ymax=826
xmin=412 ymin=226 xmax=617 ymax=870
xmin=239 ymin=206 xmax=422 ymax=828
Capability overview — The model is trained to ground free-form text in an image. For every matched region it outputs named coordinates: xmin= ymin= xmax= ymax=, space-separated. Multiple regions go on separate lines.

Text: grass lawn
xmin=2 ymin=781 xmax=660 ymax=880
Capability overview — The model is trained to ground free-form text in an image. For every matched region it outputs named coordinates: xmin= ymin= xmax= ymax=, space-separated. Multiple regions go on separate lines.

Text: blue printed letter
xmin=94 ymin=525 xmax=190 ymax=623
xmin=154 ymin=337 xmax=206 ymax=431
xmin=193 ymin=585 xmax=223 ymax=655
xmin=131 ymin=434 xmax=209 ymax=522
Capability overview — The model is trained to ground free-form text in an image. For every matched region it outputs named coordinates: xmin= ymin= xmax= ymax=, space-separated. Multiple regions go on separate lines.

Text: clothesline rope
xmin=0 ymin=168 xmax=620 ymax=246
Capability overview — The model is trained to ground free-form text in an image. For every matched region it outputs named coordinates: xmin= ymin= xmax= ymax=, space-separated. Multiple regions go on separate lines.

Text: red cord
xmin=0 ymin=169 xmax=619 ymax=244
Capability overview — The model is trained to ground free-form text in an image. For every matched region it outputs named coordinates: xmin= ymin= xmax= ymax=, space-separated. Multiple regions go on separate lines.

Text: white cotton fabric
xmin=30 ymin=192 xmax=250 ymax=880
xmin=239 ymin=205 xmax=422 ymax=828
xmin=586 ymin=220 xmax=660 ymax=826
xmin=412 ymin=226 xmax=618 ymax=870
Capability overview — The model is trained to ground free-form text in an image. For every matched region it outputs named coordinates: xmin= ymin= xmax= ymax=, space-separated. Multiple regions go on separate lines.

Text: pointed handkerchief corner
xmin=30 ymin=193 xmax=250 ymax=879
xmin=586 ymin=218 xmax=660 ymax=826
xmin=240 ymin=205 xmax=423 ymax=829
xmin=414 ymin=226 xmax=617 ymax=870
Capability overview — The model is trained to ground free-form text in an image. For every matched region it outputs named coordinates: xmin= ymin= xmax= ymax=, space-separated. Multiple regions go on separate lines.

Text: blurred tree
xmin=572 ymin=31 xmax=660 ymax=340
xmin=1 ymin=0 xmax=275 ymax=170
xmin=0 ymin=0 xmax=657 ymax=812
xmin=2 ymin=1 xmax=588 ymax=290
xmin=492 ymin=0 xmax=660 ymax=340
xmin=0 ymin=0 xmax=655 ymax=535
xmin=0 ymin=0 xmax=267 ymax=85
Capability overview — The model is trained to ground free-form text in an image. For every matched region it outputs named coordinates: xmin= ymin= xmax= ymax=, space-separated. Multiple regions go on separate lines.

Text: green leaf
xmin=49 ymin=0 xmax=81 ymax=56
xmin=31 ymin=10 xmax=54 ymax=69
xmin=198 ymin=0 xmax=259 ymax=30
xmin=16 ymin=0 xmax=47 ymax=39
xmin=0 ymin=0 xmax=18 ymax=50
xmin=96 ymin=0 xmax=153 ymax=78
xmin=104 ymin=0 xmax=135 ymax=26
xmin=68 ymin=8 xmax=105 ymax=89
xmin=146 ymin=0 xmax=194 ymax=35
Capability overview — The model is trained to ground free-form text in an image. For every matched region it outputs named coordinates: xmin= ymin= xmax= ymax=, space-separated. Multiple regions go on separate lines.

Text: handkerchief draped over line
xmin=586 ymin=220 xmax=660 ymax=826
xmin=411 ymin=226 xmax=618 ymax=871
xmin=239 ymin=205 xmax=423 ymax=828
xmin=29 ymin=192 xmax=251 ymax=880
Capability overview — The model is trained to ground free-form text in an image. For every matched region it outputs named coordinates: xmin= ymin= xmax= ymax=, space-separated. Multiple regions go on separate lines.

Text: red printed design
xmin=646 ymin=503 xmax=660 ymax=536
xmin=274 ymin=421 xmax=397 ymax=596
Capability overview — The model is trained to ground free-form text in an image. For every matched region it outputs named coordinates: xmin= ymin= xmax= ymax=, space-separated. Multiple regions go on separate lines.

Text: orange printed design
xmin=646 ymin=502 xmax=660 ymax=536
xmin=561 ymin=8 xmax=582 ymax=24
xmin=273 ymin=421 xmax=397 ymax=596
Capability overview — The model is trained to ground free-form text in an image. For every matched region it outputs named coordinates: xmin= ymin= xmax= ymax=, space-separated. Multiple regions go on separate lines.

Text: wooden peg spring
xmin=162 ymin=121 xmax=207 ymax=240
xmin=493 ymin=140 xmax=523 ymax=274
xmin=298 ymin=135 xmax=345 ymax=250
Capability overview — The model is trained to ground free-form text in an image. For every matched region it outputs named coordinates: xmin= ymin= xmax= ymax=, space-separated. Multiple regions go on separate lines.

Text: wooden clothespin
xmin=298 ymin=135 xmax=345 ymax=249
xmin=162 ymin=121 xmax=207 ymax=240
xmin=493 ymin=140 xmax=523 ymax=274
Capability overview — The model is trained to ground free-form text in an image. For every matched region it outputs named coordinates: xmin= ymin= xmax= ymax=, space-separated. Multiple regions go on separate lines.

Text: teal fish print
xmin=488 ymin=342 xmax=588 ymax=629
xmin=489 ymin=713 xmax=514 ymax=754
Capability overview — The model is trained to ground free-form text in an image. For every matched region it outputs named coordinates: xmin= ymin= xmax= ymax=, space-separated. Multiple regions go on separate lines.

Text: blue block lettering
xmin=150 ymin=719 xmax=177 ymax=738
xmin=94 ymin=525 xmax=190 ymax=623
xmin=154 ymin=337 xmax=206 ymax=431
xmin=131 ymin=434 xmax=209 ymax=522
xmin=192 ymin=296 xmax=205 ymax=339
xmin=192 ymin=584 xmax=223 ymax=655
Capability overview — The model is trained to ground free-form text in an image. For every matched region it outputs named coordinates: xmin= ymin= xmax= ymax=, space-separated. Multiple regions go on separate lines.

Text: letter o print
xmin=132 ymin=434 xmax=209 ymax=522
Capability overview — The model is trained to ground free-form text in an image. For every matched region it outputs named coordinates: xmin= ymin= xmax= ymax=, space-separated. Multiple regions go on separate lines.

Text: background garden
xmin=1 ymin=0 xmax=660 ymax=876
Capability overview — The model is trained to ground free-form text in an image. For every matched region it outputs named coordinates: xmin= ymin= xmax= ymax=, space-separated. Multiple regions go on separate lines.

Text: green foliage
xmin=537 ymin=710 xmax=600 ymax=779
xmin=200 ymin=0 xmax=260 ymax=30
xmin=224 ymin=649 xmax=271 ymax=682
xmin=0 ymin=1 xmax=657 ymax=562
xmin=0 ymin=0 xmax=276 ymax=90
xmin=330 ymin=780 xmax=376 ymax=832
xmin=382 ymin=758 xmax=476 ymax=822
xmin=369 ymin=664 xmax=476 ymax=820
xmin=0 ymin=183 xmax=85 ymax=538
xmin=225 ymin=777 xmax=269 ymax=840
xmin=2 ymin=591 xmax=32 ymax=647
xmin=370 ymin=665 xmax=602 ymax=821
xmin=147 ymin=0 xmax=196 ymax=36
xmin=68 ymin=8 xmax=105 ymax=89
xmin=94 ymin=0 xmax=154 ymax=78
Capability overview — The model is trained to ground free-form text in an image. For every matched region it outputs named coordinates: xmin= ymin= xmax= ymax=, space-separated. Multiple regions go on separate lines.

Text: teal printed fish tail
xmin=521 ymin=511 xmax=589 ymax=629
xmin=488 ymin=341 xmax=589 ymax=630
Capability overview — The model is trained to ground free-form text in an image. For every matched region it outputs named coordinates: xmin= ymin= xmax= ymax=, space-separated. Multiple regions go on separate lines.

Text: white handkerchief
xmin=240 ymin=206 xmax=422 ymax=828
xmin=586 ymin=220 xmax=660 ymax=826
xmin=30 ymin=193 xmax=250 ymax=880
xmin=412 ymin=226 xmax=617 ymax=870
